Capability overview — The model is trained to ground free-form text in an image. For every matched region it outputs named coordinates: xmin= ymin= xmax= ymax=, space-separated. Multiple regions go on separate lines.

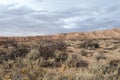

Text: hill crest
xmin=0 ymin=28 xmax=120 ymax=41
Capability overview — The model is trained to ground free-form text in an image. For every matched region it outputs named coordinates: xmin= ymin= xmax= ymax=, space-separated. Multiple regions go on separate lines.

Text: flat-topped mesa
xmin=0 ymin=28 xmax=119 ymax=42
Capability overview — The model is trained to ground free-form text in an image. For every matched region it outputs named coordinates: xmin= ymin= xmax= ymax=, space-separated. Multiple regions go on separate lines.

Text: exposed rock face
xmin=0 ymin=28 xmax=120 ymax=41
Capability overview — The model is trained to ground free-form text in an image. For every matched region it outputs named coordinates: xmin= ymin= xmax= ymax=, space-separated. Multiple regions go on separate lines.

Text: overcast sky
xmin=0 ymin=0 xmax=120 ymax=36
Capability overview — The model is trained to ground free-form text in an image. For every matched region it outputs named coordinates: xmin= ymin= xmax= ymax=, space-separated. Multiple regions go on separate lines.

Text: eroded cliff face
xmin=0 ymin=28 xmax=119 ymax=41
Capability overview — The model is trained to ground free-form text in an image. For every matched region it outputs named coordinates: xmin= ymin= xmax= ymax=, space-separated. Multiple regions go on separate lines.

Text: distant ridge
xmin=0 ymin=28 xmax=120 ymax=41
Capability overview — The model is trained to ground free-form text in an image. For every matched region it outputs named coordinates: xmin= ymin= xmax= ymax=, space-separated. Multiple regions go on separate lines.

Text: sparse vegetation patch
xmin=0 ymin=38 xmax=120 ymax=80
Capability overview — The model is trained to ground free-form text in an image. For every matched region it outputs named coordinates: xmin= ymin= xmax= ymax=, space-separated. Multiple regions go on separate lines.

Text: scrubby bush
xmin=54 ymin=50 xmax=68 ymax=62
xmin=80 ymin=40 xmax=100 ymax=49
xmin=39 ymin=59 xmax=55 ymax=67
xmin=66 ymin=54 xmax=88 ymax=67
xmin=39 ymin=44 xmax=55 ymax=60
xmin=109 ymin=59 xmax=120 ymax=67
xmin=26 ymin=49 xmax=40 ymax=61
xmin=1 ymin=39 xmax=120 ymax=80
xmin=96 ymin=53 xmax=106 ymax=61
xmin=80 ymin=50 xmax=93 ymax=57
xmin=56 ymin=41 xmax=67 ymax=50
xmin=0 ymin=42 xmax=29 ymax=62
xmin=101 ymin=59 xmax=120 ymax=80
xmin=38 ymin=41 xmax=67 ymax=60
xmin=76 ymin=60 xmax=89 ymax=67
xmin=0 ymin=41 xmax=18 ymax=48
xmin=3 ymin=48 xmax=29 ymax=61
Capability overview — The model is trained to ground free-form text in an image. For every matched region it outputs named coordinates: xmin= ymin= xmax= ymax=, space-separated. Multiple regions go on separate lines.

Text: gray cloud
xmin=0 ymin=1 xmax=119 ymax=36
